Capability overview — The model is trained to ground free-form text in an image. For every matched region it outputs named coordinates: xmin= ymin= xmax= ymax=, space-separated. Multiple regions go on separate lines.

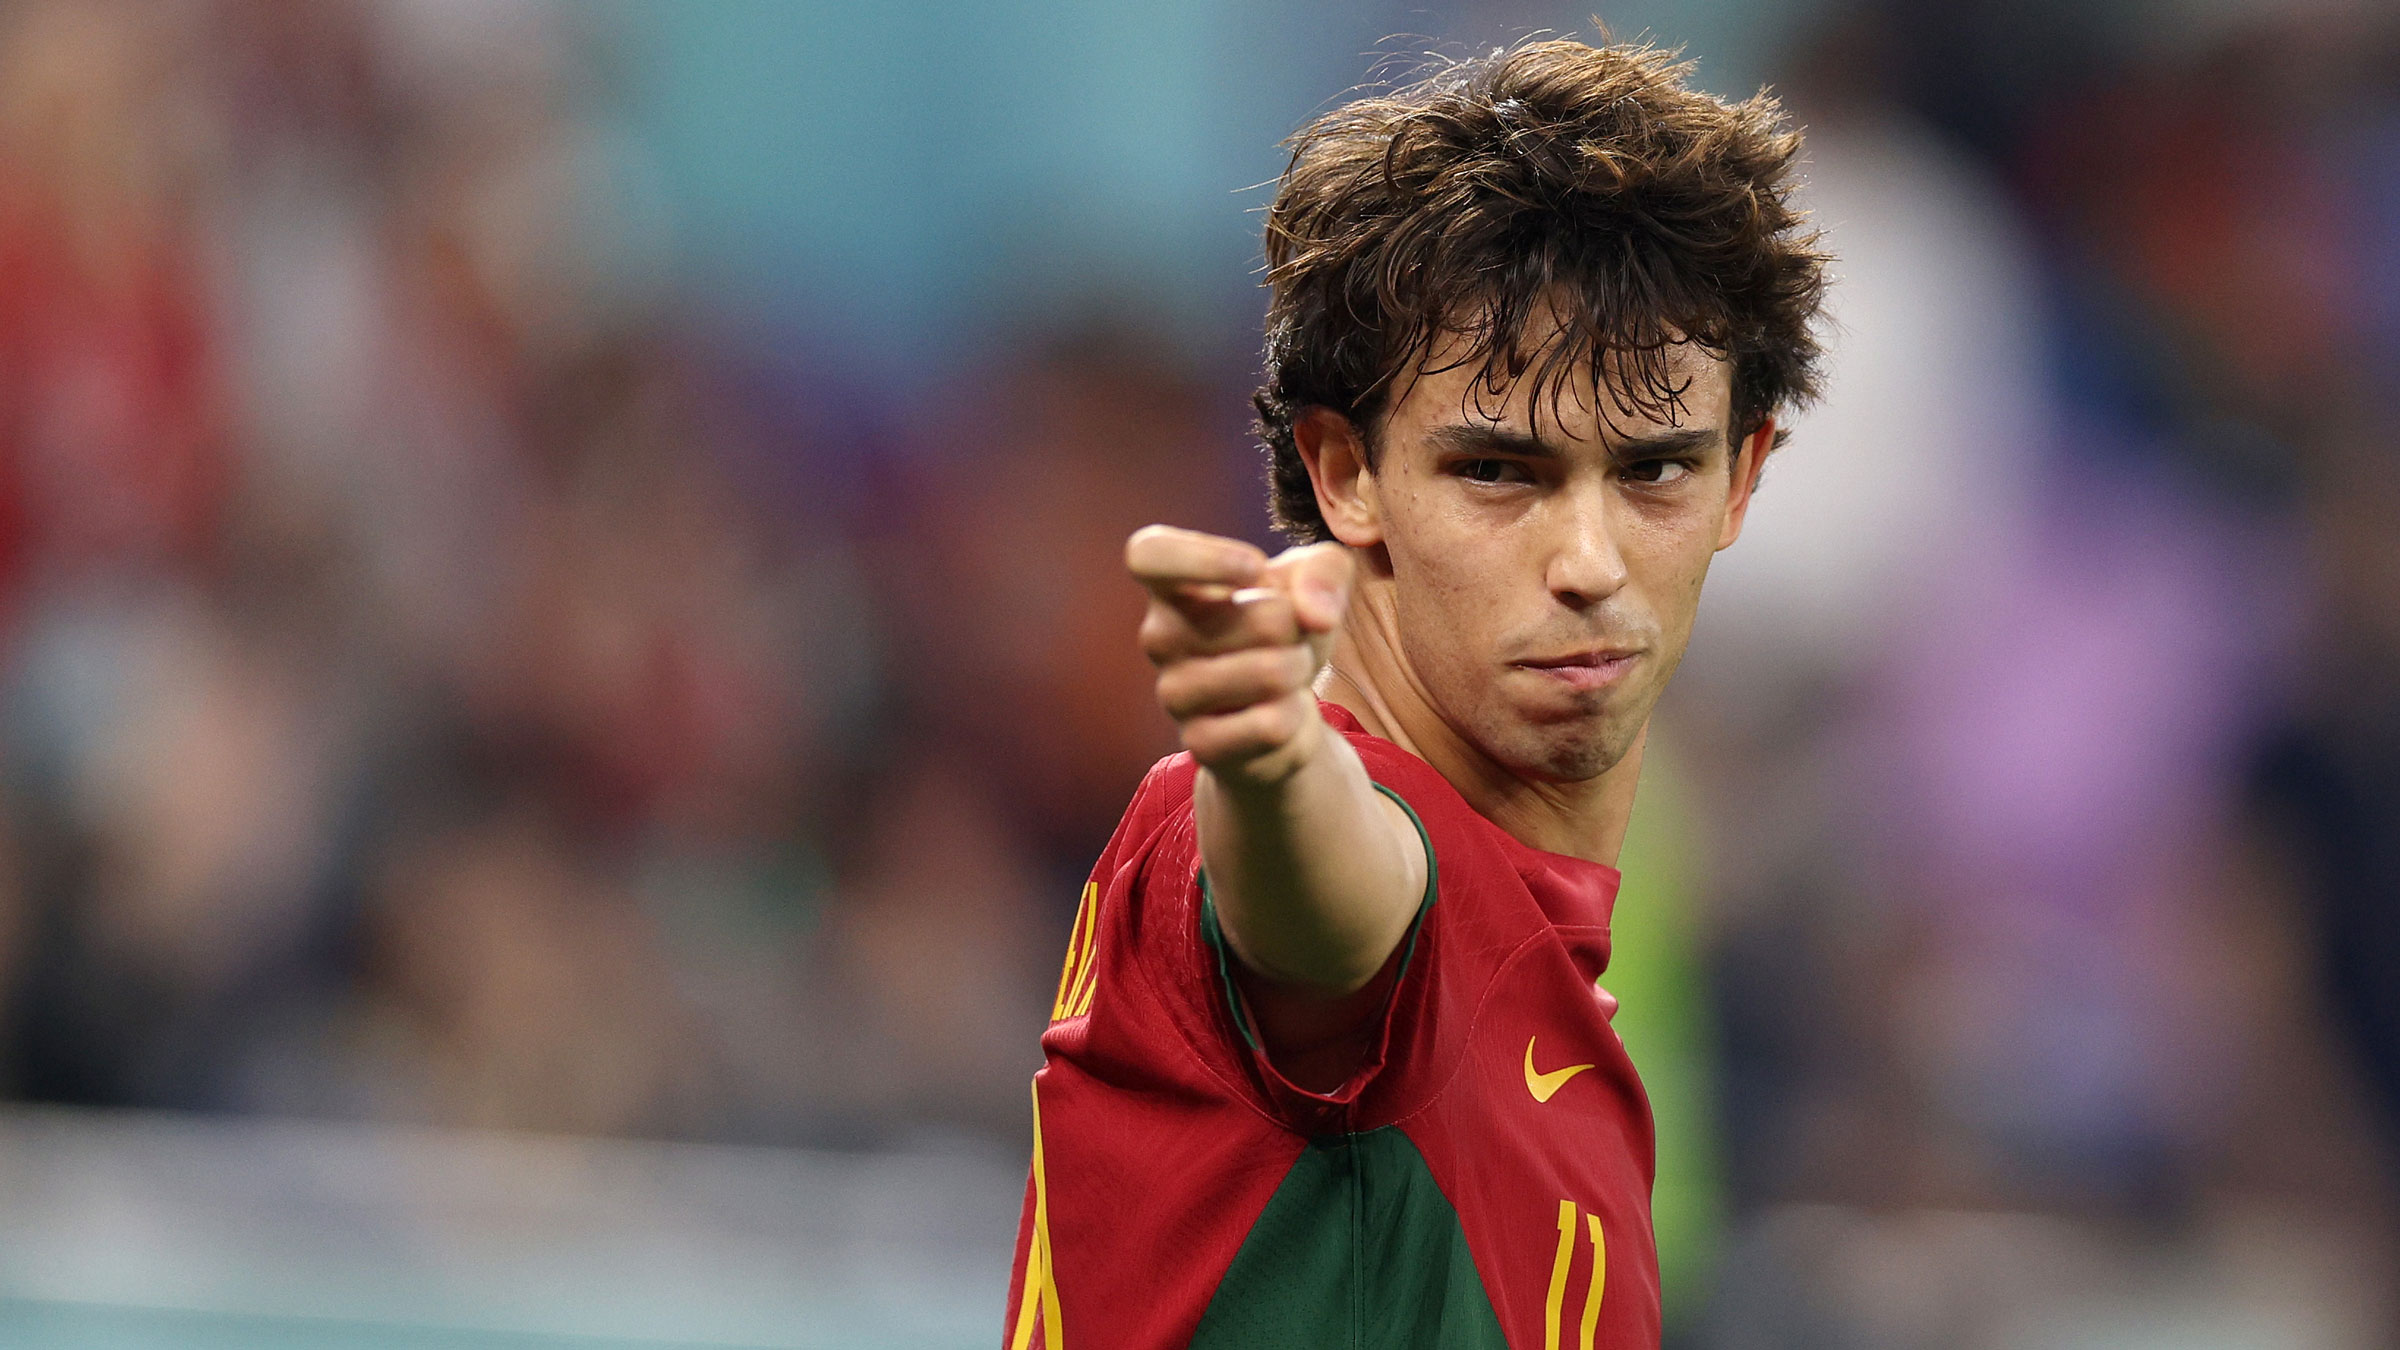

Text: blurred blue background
xmin=0 ymin=0 xmax=2394 ymax=1345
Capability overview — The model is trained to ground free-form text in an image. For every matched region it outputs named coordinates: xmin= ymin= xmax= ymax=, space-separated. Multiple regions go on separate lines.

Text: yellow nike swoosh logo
xmin=1524 ymin=1036 xmax=1596 ymax=1103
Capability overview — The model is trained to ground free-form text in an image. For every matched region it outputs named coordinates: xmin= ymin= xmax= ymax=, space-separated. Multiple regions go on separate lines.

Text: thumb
xmin=1264 ymin=542 xmax=1354 ymax=635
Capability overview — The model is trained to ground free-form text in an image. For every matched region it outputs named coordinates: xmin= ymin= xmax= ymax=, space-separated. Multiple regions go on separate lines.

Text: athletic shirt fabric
xmin=1005 ymin=702 xmax=1660 ymax=1349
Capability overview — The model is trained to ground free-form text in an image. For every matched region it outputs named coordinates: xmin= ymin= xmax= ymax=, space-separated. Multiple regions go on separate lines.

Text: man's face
xmin=1333 ymin=340 xmax=1763 ymax=783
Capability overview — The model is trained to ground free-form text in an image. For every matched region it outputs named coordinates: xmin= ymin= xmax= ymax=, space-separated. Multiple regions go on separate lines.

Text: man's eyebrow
xmin=1427 ymin=425 xmax=1562 ymax=458
xmin=1426 ymin=424 xmax=1722 ymax=459
xmin=1612 ymin=427 xmax=1722 ymax=457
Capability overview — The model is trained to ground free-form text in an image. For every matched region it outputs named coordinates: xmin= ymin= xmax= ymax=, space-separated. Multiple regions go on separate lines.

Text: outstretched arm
xmin=1127 ymin=525 xmax=1427 ymax=1003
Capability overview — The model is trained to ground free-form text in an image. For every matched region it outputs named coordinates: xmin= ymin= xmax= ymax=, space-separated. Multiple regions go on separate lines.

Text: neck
xmin=1318 ymin=583 xmax=1643 ymax=867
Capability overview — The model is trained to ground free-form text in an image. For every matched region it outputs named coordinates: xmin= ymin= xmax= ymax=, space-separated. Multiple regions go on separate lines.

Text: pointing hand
xmin=1126 ymin=524 xmax=1354 ymax=785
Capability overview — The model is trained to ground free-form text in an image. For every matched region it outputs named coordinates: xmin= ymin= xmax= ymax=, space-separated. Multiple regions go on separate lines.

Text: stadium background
xmin=0 ymin=0 xmax=2394 ymax=1345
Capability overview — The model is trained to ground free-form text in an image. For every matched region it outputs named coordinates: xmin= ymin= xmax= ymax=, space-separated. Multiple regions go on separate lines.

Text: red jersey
xmin=1005 ymin=702 xmax=1658 ymax=1349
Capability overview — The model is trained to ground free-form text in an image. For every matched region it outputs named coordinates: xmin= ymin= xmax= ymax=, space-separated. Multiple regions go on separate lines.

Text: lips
xmin=1512 ymin=649 xmax=1640 ymax=693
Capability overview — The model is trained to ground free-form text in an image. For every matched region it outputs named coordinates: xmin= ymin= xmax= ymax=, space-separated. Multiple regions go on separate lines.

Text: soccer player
xmin=1007 ymin=37 xmax=1828 ymax=1349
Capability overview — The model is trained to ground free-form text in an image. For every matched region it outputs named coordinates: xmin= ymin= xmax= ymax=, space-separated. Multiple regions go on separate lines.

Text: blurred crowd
xmin=1683 ymin=3 xmax=2400 ymax=1342
xmin=0 ymin=0 xmax=2394 ymax=1344
xmin=0 ymin=0 xmax=1255 ymax=1144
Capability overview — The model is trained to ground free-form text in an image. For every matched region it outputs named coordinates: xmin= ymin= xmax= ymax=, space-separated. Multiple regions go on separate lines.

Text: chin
xmin=1535 ymin=739 xmax=1623 ymax=783
xmin=1487 ymin=713 xmax=1634 ymax=784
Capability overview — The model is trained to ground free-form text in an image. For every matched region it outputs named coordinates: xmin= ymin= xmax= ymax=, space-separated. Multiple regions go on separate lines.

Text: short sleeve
xmin=1195 ymin=780 xmax=1440 ymax=1125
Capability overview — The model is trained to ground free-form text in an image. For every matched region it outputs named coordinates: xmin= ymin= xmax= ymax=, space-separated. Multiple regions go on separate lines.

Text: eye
xmin=1623 ymin=459 xmax=1694 ymax=486
xmin=1457 ymin=458 xmax=1531 ymax=484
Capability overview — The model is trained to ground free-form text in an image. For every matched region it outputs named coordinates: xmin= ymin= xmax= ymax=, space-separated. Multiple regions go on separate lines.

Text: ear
xmin=1715 ymin=417 xmax=1776 ymax=552
xmin=1294 ymin=406 xmax=1384 ymax=548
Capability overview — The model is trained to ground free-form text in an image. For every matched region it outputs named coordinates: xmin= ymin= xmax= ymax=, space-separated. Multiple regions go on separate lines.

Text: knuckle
xmin=1154 ymin=667 xmax=1202 ymax=718
xmin=1137 ymin=610 xmax=1171 ymax=657
xmin=1138 ymin=608 xmax=1191 ymax=664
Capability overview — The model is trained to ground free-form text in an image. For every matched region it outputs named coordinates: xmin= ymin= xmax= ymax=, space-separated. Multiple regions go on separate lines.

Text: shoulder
xmin=1127 ymin=750 xmax=1200 ymax=819
xmin=1315 ymin=702 xmax=1500 ymax=870
xmin=1317 ymin=700 xmax=1618 ymax=933
xmin=1078 ymin=751 xmax=1194 ymax=861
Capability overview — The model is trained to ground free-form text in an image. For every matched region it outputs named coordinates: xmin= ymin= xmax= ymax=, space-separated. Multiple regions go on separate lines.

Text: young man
xmin=1006 ymin=37 xmax=1827 ymax=1350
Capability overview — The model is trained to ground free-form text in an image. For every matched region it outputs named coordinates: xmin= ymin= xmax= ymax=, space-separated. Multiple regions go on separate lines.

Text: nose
xmin=1545 ymin=483 xmax=1629 ymax=610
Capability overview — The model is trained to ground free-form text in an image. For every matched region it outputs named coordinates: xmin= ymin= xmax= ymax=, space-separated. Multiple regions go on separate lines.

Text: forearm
xmin=1197 ymin=713 xmax=1425 ymax=995
xmin=1123 ymin=524 xmax=1419 ymax=998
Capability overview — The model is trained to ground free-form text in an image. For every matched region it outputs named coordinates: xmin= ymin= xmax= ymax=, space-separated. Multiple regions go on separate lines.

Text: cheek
xmin=1626 ymin=521 xmax=1718 ymax=629
xmin=1413 ymin=508 xmax=1526 ymax=600
xmin=1386 ymin=502 xmax=1522 ymax=652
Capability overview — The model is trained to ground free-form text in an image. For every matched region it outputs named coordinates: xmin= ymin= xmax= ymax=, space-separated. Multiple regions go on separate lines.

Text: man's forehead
xmin=1390 ymin=337 xmax=1733 ymax=445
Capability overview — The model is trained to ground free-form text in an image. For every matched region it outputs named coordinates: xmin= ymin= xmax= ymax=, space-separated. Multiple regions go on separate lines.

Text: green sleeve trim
xmin=1198 ymin=782 xmax=1439 ymax=1056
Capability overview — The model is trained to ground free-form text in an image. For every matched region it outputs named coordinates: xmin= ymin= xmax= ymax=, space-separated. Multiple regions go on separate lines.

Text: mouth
xmin=1510 ymin=648 xmax=1641 ymax=694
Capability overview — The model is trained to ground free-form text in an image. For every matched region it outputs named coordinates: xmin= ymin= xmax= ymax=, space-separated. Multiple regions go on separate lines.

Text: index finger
xmin=1125 ymin=525 xmax=1267 ymax=598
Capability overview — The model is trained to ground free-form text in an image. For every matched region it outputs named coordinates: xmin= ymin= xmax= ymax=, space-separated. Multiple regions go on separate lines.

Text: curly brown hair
xmin=1255 ymin=37 xmax=1830 ymax=541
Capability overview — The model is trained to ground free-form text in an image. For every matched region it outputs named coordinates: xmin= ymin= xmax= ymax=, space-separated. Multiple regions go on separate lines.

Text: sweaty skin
xmin=1128 ymin=336 xmax=1770 ymax=1086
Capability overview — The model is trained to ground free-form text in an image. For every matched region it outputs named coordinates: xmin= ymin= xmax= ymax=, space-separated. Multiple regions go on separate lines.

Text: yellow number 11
xmin=1543 ymin=1198 xmax=1607 ymax=1350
